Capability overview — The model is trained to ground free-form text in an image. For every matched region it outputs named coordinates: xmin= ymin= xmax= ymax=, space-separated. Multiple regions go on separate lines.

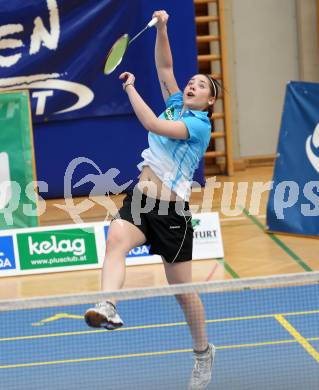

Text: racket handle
xmin=147 ymin=17 xmax=158 ymax=28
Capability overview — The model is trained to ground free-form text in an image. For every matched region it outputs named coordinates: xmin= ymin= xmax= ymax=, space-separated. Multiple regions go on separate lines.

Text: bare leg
xmin=163 ymin=260 xmax=208 ymax=351
xmin=84 ymin=219 xmax=146 ymax=329
xmin=102 ymin=219 xmax=146 ymax=304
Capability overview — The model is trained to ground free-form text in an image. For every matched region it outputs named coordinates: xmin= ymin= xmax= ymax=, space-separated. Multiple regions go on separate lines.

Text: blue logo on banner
xmin=0 ymin=236 xmax=16 ymax=270
xmin=104 ymin=225 xmax=150 ymax=257
xmin=127 ymin=245 xmax=151 ymax=257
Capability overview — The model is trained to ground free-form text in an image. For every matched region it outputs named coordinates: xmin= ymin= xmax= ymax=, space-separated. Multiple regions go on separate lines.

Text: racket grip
xmin=147 ymin=17 xmax=158 ymax=28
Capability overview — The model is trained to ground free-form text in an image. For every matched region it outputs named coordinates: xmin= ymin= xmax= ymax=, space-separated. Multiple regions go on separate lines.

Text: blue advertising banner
xmin=0 ymin=0 xmax=203 ymax=199
xmin=0 ymin=235 xmax=16 ymax=271
xmin=0 ymin=0 xmax=139 ymax=122
xmin=267 ymin=81 xmax=319 ymax=236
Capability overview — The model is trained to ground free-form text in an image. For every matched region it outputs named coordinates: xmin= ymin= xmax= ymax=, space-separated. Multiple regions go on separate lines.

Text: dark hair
xmin=203 ymin=74 xmax=220 ymax=132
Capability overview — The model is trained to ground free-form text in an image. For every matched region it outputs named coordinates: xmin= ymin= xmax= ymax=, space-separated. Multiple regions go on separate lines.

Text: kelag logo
xmin=17 ymin=228 xmax=98 ymax=270
xmin=104 ymin=225 xmax=150 ymax=257
xmin=0 ymin=235 xmax=16 ymax=270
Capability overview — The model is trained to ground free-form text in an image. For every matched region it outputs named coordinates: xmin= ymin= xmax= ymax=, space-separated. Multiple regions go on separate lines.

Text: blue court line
xmin=1 ymin=285 xmax=319 ymax=390
xmin=1 ymin=308 xmax=319 ymax=343
xmin=1 ymin=309 xmax=318 ymax=369
xmin=1 ymin=337 xmax=319 ymax=369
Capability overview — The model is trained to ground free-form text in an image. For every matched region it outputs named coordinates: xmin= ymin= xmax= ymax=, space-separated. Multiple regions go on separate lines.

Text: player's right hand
xmin=153 ymin=10 xmax=169 ymax=30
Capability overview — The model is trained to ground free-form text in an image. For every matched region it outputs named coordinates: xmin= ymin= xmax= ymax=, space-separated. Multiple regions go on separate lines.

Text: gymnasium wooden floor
xmin=1 ymin=166 xmax=318 ymax=300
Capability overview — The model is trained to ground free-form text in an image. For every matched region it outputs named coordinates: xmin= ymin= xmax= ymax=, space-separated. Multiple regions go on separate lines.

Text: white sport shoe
xmin=84 ymin=301 xmax=123 ymax=330
xmin=188 ymin=344 xmax=215 ymax=389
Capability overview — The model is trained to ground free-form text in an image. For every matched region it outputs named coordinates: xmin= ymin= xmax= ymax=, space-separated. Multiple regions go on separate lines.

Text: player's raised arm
xmin=153 ymin=10 xmax=180 ymax=102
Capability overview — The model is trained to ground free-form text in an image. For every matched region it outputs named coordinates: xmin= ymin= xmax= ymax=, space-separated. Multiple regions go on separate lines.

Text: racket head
xmin=104 ymin=34 xmax=129 ymax=75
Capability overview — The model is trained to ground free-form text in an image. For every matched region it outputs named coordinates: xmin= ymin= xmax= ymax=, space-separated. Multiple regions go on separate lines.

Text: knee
xmin=175 ymin=293 xmax=196 ymax=307
xmin=105 ymin=228 xmax=129 ymax=254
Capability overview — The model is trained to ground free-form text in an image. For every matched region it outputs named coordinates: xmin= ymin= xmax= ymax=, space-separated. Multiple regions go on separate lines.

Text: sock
xmin=193 ymin=344 xmax=209 ymax=355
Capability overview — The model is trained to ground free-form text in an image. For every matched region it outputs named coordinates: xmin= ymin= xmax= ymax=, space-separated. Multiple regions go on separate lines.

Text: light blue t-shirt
xmin=138 ymin=91 xmax=211 ymax=200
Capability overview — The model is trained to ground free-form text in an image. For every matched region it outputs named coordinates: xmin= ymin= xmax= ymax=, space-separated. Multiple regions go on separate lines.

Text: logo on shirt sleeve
xmin=164 ymin=106 xmax=175 ymax=121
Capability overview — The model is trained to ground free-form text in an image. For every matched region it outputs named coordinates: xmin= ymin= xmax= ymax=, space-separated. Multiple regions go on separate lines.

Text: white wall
xmin=296 ymin=0 xmax=319 ymax=81
xmin=230 ymin=0 xmax=300 ymax=157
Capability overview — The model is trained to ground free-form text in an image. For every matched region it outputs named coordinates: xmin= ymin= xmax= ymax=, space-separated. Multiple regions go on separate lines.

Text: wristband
xmin=124 ymin=83 xmax=134 ymax=91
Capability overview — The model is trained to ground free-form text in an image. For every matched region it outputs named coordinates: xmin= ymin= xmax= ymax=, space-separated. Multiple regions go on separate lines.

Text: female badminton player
xmin=85 ymin=10 xmax=219 ymax=389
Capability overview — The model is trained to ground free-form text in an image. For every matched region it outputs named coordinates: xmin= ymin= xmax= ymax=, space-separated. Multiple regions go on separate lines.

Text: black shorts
xmin=114 ymin=190 xmax=193 ymax=263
